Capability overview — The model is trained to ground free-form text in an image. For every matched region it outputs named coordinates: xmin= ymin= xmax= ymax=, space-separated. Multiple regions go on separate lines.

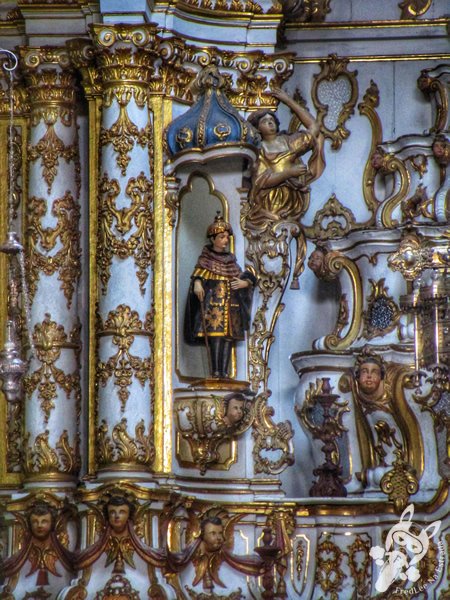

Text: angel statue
xmin=246 ymin=87 xmax=325 ymax=227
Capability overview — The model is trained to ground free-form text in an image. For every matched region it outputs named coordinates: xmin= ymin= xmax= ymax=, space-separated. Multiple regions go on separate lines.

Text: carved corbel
xmin=174 ymin=391 xmax=254 ymax=474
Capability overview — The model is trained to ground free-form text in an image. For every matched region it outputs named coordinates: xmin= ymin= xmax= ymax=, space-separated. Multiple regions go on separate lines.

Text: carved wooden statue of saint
xmin=184 ymin=213 xmax=256 ymax=379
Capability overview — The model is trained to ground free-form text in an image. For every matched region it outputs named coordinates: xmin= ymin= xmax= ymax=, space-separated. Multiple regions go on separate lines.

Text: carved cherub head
xmin=104 ymin=495 xmax=135 ymax=536
xmin=371 ymin=146 xmax=389 ymax=172
xmin=354 ymin=350 xmax=386 ymax=400
xmin=222 ymin=392 xmax=246 ymax=427
xmin=432 ymin=134 xmax=450 ymax=167
xmin=199 ymin=516 xmax=225 ymax=553
xmin=308 ymin=245 xmax=328 ymax=279
xmin=27 ymin=502 xmax=56 ymax=542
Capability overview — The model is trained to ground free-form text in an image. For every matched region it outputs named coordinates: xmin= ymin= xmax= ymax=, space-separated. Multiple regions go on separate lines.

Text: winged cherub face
xmin=30 ymin=512 xmax=53 ymax=541
xmin=202 ymin=522 xmax=225 ymax=552
xmin=107 ymin=503 xmax=130 ymax=535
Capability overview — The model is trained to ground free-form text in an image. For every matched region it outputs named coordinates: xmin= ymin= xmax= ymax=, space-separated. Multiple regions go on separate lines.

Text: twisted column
xmin=21 ymin=47 xmax=81 ymax=484
xmin=91 ymin=24 xmax=158 ymax=477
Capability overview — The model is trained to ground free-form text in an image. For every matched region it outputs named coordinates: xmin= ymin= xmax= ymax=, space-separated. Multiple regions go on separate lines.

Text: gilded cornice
xmin=175 ymin=0 xmax=269 ymax=16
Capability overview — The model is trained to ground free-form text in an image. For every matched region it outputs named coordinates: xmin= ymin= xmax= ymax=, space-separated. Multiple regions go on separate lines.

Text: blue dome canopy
xmin=165 ymin=66 xmax=259 ymax=156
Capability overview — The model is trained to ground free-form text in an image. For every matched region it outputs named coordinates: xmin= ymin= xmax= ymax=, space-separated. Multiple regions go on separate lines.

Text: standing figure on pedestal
xmin=184 ymin=213 xmax=256 ymax=379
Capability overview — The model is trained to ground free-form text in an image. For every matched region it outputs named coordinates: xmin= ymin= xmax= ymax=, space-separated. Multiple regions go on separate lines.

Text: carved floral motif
xmin=96 ymin=418 xmax=154 ymax=468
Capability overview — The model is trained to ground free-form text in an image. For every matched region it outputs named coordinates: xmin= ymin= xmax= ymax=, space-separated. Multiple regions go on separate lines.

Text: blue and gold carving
xmin=165 ymin=66 xmax=259 ymax=156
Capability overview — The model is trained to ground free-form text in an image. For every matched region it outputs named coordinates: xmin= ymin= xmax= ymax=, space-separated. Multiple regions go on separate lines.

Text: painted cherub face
xmin=358 ymin=361 xmax=383 ymax=395
xmin=202 ymin=522 xmax=225 ymax=552
xmin=107 ymin=503 xmax=130 ymax=535
xmin=224 ymin=398 xmax=245 ymax=426
xmin=30 ymin=512 xmax=53 ymax=541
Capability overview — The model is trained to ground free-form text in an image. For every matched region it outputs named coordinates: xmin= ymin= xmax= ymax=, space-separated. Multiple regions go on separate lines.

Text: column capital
xmin=19 ymin=46 xmax=78 ymax=125
xmin=90 ymin=23 xmax=159 ymax=107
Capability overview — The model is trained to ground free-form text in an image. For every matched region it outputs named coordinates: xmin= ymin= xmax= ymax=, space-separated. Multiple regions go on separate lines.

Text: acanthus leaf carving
xmin=96 ymin=418 xmax=154 ymax=468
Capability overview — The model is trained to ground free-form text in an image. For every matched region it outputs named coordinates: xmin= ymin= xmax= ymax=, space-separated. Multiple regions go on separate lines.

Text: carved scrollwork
xmin=399 ymin=0 xmax=432 ymax=19
xmin=358 ymin=80 xmax=383 ymax=221
xmin=305 ymin=194 xmax=356 ymax=240
xmin=24 ymin=314 xmax=81 ymax=423
xmin=182 ymin=47 xmax=294 ymax=109
xmin=26 ymin=191 xmax=81 ymax=308
xmin=179 ymin=0 xmax=263 ymax=14
xmin=96 ymin=418 xmax=154 ymax=468
xmin=23 ymin=429 xmax=80 ymax=477
xmin=348 ymin=535 xmax=371 ymax=598
xmin=252 ymin=391 xmax=294 ymax=474
xmin=363 ymin=278 xmax=400 ymax=340
xmin=280 ymin=0 xmax=331 ymax=21
xmin=312 ymin=250 xmax=363 ymax=351
xmin=312 ymin=54 xmax=358 ymax=150
xmin=315 ymin=537 xmax=346 ymax=599
xmin=97 ymin=304 xmax=153 ymax=411
xmin=97 ymin=172 xmax=154 ymax=294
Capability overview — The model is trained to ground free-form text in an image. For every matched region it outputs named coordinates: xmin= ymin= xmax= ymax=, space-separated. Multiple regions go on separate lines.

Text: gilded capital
xmin=19 ymin=47 xmax=78 ymax=125
xmin=90 ymin=24 xmax=159 ymax=106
